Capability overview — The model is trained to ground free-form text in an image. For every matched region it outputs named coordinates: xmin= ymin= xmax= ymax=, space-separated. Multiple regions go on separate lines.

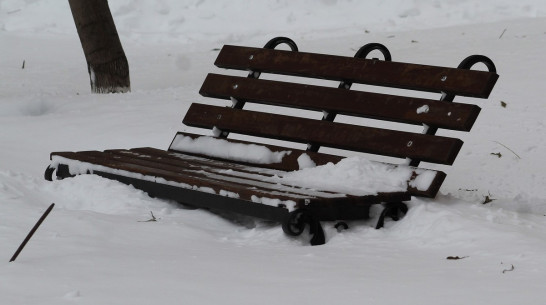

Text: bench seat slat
xmin=102 ymin=150 xmax=345 ymax=199
xmin=54 ymin=151 xmax=336 ymax=201
xmin=200 ymin=73 xmax=481 ymax=131
xmin=182 ymin=104 xmax=463 ymax=165
xmin=51 ymin=150 xmax=410 ymax=209
xmin=215 ymin=45 xmax=499 ymax=98
xmin=162 ymin=133 xmax=445 ymax=198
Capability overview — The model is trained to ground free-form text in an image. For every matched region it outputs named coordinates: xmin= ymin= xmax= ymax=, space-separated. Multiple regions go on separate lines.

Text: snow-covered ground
xmin=2 ymin=1 xmax=546 ymax=304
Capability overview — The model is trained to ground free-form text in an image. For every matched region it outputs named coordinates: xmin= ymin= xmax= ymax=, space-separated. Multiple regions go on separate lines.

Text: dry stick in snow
xmin=493 ymin=141 xmax=521 ymax=159
xmin=10 ymin=203 xmax=55 ymax=262
xmin=499 ymin=28 xmax=507 ymax=39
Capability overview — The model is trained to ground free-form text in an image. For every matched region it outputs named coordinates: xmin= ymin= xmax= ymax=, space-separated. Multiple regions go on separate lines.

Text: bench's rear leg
xmin=282 ymin=209 xmax=325 ymax=246
xmin=375 ymin=202 xmax=408 ymax=229
xmin=44 ymin=164 xmax=74 ymax=181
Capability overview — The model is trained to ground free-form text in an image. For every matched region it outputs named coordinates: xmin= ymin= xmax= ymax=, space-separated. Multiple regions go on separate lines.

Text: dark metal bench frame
xmin=45 ymin=37 xmax=498 ymax=245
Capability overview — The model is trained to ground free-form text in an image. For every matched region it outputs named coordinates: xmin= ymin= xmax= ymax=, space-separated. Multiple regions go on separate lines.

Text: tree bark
xmin=69 ymin=0 xmax=130 ymax=93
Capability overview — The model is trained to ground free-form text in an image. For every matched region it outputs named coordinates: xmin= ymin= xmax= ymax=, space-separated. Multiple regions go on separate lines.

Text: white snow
xmin=2 ymin=1 xmax=546 ymax=304
xmin=170 ymin=134 xmax=291 ymax=164
xmin=277 ymin=157 xmax=414 ymax=196
xmin=416 ymin=104 xmax=430 ymax=114
xmin=296 ymin=153 xmax=316 ymax=169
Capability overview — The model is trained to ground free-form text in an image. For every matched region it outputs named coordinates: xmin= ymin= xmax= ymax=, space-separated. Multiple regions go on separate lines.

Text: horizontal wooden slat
xmin=182 ymin=104 xmax=463 ymax=165
xmin=215 ymin=45 xmax=499 ymax=98
xmin=50 ymin=150 xmax=410 ymax=208
xmin=200 ymin=73 xmax=481 ymax=131
xmin=165 ymin=134 xmax=446 ymax=197
xmin=50 ymin=151 xmax=328 ymax=203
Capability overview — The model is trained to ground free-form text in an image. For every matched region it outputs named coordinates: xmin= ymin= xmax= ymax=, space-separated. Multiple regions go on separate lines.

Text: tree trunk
xmin=69 ymin=0 xmax=130 ymax=93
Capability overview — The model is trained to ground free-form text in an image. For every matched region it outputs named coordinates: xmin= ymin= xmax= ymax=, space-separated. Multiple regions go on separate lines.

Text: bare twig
xmin=499 ymin=28 xmax=507 ymax=39
xmin=447 ymin=256 xmax=469 ymax=260
xmin=483 ymin=192 xmax=495 ymax=204
xmin=493 ymin=141 xmax=521 ymax=159
xmin=10 ymin=203 xmax=55 ymax=262
xmin=502 ymin=263 xmax=515 ymax=273
xmin=138 ymin=211 xmax=158 ymax=222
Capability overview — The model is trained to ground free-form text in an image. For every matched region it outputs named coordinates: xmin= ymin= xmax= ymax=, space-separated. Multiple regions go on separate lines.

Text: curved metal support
xmin=282 ymin=209 xmax=325 ymax=246
xmin=408 ymin=54 xmax=497 ymax=167
xmin=375 ymin=202 xmax=408 ymax=229
xmin=221 ymin=37 xmax=300 ymax=139
xmin=263 ymin=36 xmax=299 ymax=51
xmin=307 ymin=42 xmax=392 ymax=152
xmin=354 ymin=43 xmax=392 ymax=61
xmin=335 ymin=221 xmax=349 ymax=232
xmin=457 ymin=54 xmax=496 ymax=72
xmin=441 ymin=55 xmax=497 ymax=103
xmin=44 ymin=165 xmax=55 ymax=181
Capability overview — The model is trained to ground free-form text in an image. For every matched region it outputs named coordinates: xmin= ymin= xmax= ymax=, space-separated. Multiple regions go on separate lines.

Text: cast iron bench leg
xmin=375 ymin=202 xmax=408 ymax=229
xmin=282 ymin=209 xmax=325 ymax=246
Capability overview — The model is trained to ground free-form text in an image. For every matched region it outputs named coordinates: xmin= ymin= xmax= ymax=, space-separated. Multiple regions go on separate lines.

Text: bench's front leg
xmin=282 ymin=209 xmax=325 ymax=246
xmin=375 ymin=202 xmax=408 ymax=229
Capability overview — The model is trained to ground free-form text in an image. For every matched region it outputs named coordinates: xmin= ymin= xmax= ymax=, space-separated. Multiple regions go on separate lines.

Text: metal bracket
xmin=218 ymin=37 xmax=299 ymax=139
xmin=307 ymin=43 xmax=392 ymax=152
xmin=408 ymin=54 xmax=497 ymax=167
xmin=375 ymin=202 xmax=408 ymax=229
xmin=282 ymin=209 xmax=325 ymax=246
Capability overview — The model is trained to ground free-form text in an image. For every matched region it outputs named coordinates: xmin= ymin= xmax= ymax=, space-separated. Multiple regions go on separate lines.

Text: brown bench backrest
xmin=180 ymin=37 xmax=498 ymax=193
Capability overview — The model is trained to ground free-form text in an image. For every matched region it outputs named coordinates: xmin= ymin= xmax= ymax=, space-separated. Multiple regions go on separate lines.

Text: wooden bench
xmin=45 ymin=37 xmax=498 ymax=245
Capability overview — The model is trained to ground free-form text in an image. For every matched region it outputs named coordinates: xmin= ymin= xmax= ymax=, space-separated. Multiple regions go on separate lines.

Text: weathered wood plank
xmin=215 ymin=45 xmax=499 ymax=98
xmin=200 ymin=73 xmax=482 ymax=131
xmin=183 ymin=104 xmax=463 ymax=165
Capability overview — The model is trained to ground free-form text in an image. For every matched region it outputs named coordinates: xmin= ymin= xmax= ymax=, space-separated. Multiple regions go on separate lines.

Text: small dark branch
xmin=493 ymin=141 xmax=521 ymax=159
xmin=499 ymin=28 xmax=507 ymax=39
xmin=22 ymin=60 xmax=25 ymax=69
xmin=446 ymin=256 xmax=469 ymax=260
xmin=490 ymin=152 xmax=502 ymax=158
xmin=502 ymin=263 xmax=515 ymax=273
xmin=10 ymin=203 xmax=55 ymax=262
xmin=483 ymin=192 xmax=496 ymax=204
xmin=138 ymin=211 xmax=158 ymax=222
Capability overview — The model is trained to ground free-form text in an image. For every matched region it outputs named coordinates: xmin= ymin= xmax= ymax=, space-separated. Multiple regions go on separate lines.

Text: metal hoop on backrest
xmin=457 ymin=55 xmax=496 ymax=73
xmin=354 ymin=43 xmax=392 ymax=61
xmin=409 ymin=54 xmax=497 ymax=167
xmin=441 ymin=55 xmax=497 ymax=104
xmin=263 ymin=37 xmax=299 ymax=51
xmin=307 ymin=43 xmax=392 ymax=153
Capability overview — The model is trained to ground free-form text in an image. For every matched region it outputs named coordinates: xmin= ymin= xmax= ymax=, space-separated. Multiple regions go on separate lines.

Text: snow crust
xmin=2 ymin=1 xmax=546 ymax=304
xmin=416 ymin=104 xmax=430 ymax=114
xmin=170 ymin=134 xmax=291 ymax=164
xmin=277 ymin=157 xmax=415 ymax=196
xmin=296 ymin=153 xmax=316 ymax=169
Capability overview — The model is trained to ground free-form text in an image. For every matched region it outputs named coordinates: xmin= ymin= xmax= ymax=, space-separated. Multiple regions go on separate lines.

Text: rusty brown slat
xmin=74 ymin=150 xmax=341 ymax=200
xmin=99 ymin=149 xmax=410 ymax=205
xmin=215 ymin=45 xmax=499 ymax=98
xmin=183 ymin=104 xmax=463 ymax=165
xmin=51 ymin=151 xmax=312 ymax=203
xmin=139 ymin=143 xmax=445 ymax=198
xmin=200 ymin=73 xmax=481 ymax=131
xmin=51 ymin=151 xmax=407 ymax=208
xmin=102 ymin=149 xmax=328 ymax=197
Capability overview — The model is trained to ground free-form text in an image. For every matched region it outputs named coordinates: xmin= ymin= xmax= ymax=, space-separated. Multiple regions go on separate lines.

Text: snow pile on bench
xmin=170 ymin=134 xmax=291 ymax=164
xmin=275 ymin=156 xmax=436 ymax=196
